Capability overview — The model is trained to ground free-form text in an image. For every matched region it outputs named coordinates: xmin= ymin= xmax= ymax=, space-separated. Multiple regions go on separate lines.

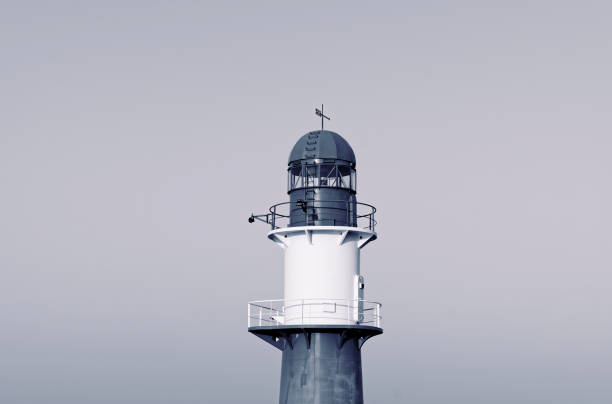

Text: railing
xmin=249 ymin=201 xmax=377 ymax=231
xmin=248 ymin=299 xmax=382 ymax=328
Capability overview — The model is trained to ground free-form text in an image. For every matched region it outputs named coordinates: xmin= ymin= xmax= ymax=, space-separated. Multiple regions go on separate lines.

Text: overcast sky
xmin=1 ymin=1 xmax=611 ymax=403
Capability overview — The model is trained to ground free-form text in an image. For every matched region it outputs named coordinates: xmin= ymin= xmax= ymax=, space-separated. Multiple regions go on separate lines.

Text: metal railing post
xmin=347 ymin=299 xmax=350 ymax=325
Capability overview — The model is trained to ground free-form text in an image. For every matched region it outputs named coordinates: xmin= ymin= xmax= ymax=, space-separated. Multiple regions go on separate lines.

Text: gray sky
xmin=1 ymin=1 xmax=610 ymax=403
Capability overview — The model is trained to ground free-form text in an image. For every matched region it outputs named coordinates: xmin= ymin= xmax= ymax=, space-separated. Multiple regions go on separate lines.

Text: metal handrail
xmin=249 ymin=200 xmax=377 ymax=231
xmin=247 ymin=299 xmax=383 ymax=328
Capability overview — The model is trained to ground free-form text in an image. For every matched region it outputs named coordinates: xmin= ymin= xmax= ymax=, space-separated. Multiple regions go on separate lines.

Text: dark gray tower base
xmin=249 ymin=325 xmax=381 ymax=404
xmin=280 ymin=332 xmax=363 ymax=404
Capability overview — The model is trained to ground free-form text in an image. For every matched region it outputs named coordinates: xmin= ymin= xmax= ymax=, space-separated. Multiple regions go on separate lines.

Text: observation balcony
xmin=247 ymin=299 xmax=382 ymax=329
xmin=249 ymin=201 xmax=377 ymax=231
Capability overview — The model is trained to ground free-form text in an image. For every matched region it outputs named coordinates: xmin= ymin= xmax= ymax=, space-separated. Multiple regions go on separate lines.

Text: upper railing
xmin=249 ymin=200 xmax=377 ymax=231
xmin=248 ymin=299 xmax=382 ymax=329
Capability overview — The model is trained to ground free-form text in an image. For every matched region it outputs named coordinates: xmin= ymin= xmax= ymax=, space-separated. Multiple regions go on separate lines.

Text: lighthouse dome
xmin=288 ymin=130 xmax=356 ymax=166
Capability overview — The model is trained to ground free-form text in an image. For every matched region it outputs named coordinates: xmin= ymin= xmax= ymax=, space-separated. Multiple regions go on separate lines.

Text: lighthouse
xmin=248 ymin=109 xmax=382 ymax=404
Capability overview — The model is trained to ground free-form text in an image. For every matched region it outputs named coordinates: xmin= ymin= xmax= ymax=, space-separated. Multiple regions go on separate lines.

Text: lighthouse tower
xmin=248 ymin=116 xmax=382 ymax=404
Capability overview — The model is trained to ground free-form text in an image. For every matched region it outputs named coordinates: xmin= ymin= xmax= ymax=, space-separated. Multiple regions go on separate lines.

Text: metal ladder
xmin=305 ymin=188 xmax=316 ymax=225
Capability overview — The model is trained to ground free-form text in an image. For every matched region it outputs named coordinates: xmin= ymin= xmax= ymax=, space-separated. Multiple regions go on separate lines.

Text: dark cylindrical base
xmin=279 ymin=332 xmax=363 ymax=404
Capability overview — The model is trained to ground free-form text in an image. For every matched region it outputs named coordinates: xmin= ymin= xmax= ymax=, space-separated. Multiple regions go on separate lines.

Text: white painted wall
xmin=268 ymin=226 xmax=376 ymax=325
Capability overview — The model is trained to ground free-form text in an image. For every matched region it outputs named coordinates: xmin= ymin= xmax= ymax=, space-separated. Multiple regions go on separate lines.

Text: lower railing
xmin=248 ymin=299 xmax=382 ymax=328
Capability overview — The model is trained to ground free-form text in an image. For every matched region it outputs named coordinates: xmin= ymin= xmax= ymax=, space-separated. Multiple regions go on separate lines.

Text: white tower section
xmin=269 ymin=226 xmax=375 ymax=325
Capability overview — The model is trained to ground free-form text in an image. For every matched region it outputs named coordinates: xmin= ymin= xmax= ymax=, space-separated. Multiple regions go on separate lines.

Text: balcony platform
xmin=248 ymin=324 xmax=382 ymax=351
xmin=248 ymin=299 xmax=382 ymax=351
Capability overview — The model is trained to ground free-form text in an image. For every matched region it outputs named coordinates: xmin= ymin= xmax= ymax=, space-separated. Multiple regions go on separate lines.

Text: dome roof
xmin=288 ymin=130 xmax=356 ymax=165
